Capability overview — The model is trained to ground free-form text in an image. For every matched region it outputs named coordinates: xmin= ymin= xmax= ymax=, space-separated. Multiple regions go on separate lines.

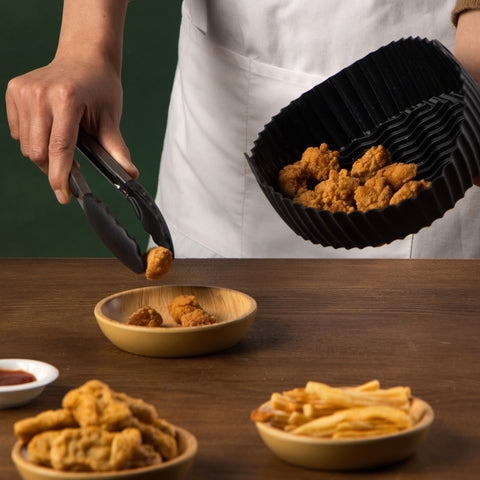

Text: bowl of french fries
xmin=95 ymin=285 xmax=257 ymax=357
xmin=251 ymin=380 xmax=434 ymax=471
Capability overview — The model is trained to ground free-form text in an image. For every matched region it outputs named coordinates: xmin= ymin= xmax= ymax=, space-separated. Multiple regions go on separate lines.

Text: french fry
xmin=332 ymin=425 xmax=399 ymax=439
xmin=292 ymin=406 xmax=411 ymax=437
xmin=351 ymin=379 xmax=380 ymax=392
xmin=287 ymin=411 xmax=310 ymax=427
xmin=302 ymin=402 xmax=338 ymax=419
xmin=305 ymin=381 xmax=410 ymax=410
xmin=270 ymin=393 xmax=302 ymax=413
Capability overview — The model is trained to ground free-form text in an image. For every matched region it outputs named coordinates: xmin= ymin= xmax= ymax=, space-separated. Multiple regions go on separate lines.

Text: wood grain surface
xmin=1 ymin=258 xmax=479 ymax=479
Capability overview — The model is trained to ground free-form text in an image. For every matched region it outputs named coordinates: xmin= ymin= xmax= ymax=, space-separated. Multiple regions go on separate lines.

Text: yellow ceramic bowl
xmin=254 ymin=398 xmax=434 ymax=471
xmin=12 ymin=425 xmax=197 ymax=480
xmin=94 ymin=285 xmax=257 ymax=357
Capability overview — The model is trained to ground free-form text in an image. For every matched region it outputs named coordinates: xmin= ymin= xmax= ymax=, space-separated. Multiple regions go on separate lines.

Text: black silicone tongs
xmin=69 ymin=128 xmax=174 ymax=273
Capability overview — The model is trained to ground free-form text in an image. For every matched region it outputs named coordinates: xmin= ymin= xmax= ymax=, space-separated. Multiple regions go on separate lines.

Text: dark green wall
xmin=0 ymin=1 xmax=181 ymax=257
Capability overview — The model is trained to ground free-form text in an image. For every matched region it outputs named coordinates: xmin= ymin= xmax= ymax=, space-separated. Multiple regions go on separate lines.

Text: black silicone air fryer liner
xmin=246 ymin=37 xmax=480 ymax=249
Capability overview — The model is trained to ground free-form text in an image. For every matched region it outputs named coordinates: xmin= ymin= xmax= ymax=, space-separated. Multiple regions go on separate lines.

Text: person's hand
xmin=6 ymin=55 xmax=138 ymax=204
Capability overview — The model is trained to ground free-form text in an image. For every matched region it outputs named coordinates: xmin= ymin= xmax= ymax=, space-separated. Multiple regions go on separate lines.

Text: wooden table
xmin=1 ymin=258 xmax=479 ymax=479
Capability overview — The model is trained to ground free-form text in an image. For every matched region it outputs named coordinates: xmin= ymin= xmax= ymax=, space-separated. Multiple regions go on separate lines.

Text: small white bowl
xmin=254 ymin=397 xmax=434 ymax=471
xmin=0 ymin=359 xmax=59 ymax=409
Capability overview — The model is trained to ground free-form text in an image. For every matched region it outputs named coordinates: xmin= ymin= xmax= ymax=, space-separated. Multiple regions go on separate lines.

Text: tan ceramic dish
xmin=254 ymin=397 xmax=434 ymax=471
xmin=94 ymin=285 xmax=257 ymax=357
xmin=12 ymin=425 xmax=197 ymax=480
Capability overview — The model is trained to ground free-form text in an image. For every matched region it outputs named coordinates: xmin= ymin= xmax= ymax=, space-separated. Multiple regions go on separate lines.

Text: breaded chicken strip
xmin=354 ymin=177 xmax=393 ymax=212
xmin=14 ymin=409 xmax=77 ymax=444
xmin=390 ymin=179 xmax=431 ymax=205
xmin=62 ymin=380 xmax=132 ymax=431
xmin=128 ymin=417 xmax=179 ymax=460
xmin=48 ymin=427 xmax=148 ymax=472
xmin=376 ymin=162 xmax=418 ymax=191
xmin=26 ymin=430 xmax=61 ymax=467
xmin=351 ymin=145 xmax=392 ymax=182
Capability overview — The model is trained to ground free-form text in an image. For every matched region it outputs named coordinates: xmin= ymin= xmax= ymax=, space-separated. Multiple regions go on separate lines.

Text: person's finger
xmin=5 ymin=80 xmax=20 ymax=141
xmin=98 ymin=125 xmax=139 ymax=179
xmin=28 ymin=89 xmax=54 ymax=173
xmin=48 ymin=106 xmax=84 ymax=204
xmin=7 ymin=77 xmax=33 ymax=160
xmin=29 ymin=116 xmax=52 ymax=174
xmin=17 ymin=100 xmax=32 ymax=161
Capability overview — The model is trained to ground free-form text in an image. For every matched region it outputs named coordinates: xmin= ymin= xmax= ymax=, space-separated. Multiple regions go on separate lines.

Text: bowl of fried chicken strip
xmin=94 ymin=285 xmax=257 ymax=357
xmin=246 ymin=37 xmax=480 ymax=249
xmin=11 ymin=380 xmax=198 ymax=480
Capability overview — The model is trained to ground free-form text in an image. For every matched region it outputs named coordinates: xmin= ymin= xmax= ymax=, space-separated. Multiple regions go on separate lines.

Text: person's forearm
xmin=454 ymin=9 xmax=480 ymax=186
xmin=56 ymin=0 xmax=129 ymax=74
xmin=454 ymin=9 xmax=480 ymax=85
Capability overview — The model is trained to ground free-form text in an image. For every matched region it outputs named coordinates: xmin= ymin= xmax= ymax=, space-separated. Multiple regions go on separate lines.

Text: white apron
xmin=154 ymin=0 xmax=480 ymax=258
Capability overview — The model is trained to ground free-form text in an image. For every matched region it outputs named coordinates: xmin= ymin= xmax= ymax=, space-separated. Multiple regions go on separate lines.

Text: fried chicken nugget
xmin=168 ymin=295 xmax=217 ymax=327
xmin=128 ymin=306 xmax=163 ymax=327
xmin=278 ymin=162 xmax=309 ymax=198
xmin=300 ymin=144 xmax=340 ymax=182
xmin=62 ymin=380 xmax=132 ymax=431
xmin=180 ymin=308 xmax=217 ymax=327
xmin=293 ymin=189 xmax=323 ymax=209
xmin=351 ymin=145 xmax=392 ymax=182
xmin=354 ymin=177 xmax=393 ymax=212
xmin=14 ymin=409 xmax=77 ymax=444
xmin=314 ymin=169 xmax=359 ymax=213
xmin=145 ymin=246 xmax=173 ymax=281
xmin=376 ymin=162 xmax=418 ymax=191
xmin=390 ymin=179 xmax=431 ymax=205
xmin=168 ymin=295 xmax=200 ymax=324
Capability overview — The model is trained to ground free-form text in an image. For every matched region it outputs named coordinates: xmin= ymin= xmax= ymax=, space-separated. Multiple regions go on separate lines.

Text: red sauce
xmin=0 ymin=368 xmax=36 ymax=386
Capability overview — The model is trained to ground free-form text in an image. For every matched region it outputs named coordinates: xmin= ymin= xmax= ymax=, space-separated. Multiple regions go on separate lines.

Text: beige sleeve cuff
xmin=452 ymin=0 xmax=480 ymax=25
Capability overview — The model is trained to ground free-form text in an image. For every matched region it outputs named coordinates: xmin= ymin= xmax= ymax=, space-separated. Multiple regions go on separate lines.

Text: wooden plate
xmin=94 ymin=285 xmax=257 ymax=357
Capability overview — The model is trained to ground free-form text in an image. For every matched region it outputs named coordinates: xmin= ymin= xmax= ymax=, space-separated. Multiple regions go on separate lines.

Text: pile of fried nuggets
xmin=278 ymin=144 xmax=431 ymax=213
xmin=128 ymin=295 xmax=217 ymax=328
xmin=14 ymin=380 xmax=179 ymax=472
